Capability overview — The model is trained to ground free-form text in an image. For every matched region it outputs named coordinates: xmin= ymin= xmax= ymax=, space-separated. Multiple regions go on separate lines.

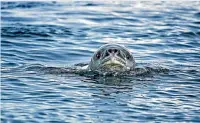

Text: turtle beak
xmin=101 ymin=55 xmax=126 ymax=68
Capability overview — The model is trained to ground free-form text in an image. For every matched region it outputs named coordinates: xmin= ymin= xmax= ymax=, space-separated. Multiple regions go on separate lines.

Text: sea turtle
xmin=88 ymin=44 xmax=135 ymax=72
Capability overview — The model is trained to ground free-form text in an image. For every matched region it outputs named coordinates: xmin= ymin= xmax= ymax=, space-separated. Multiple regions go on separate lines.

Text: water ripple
xmin=1 ymin=1 xmax=200 ymax=122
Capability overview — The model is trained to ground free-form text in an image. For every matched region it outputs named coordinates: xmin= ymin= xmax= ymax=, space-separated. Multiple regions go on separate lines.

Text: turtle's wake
xmin=25 ymin=63 xmax=169 ymax=78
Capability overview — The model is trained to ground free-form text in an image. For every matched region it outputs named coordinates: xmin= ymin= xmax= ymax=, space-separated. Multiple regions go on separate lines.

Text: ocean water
xmin=1 ymin=1 xmax=200 ymax=122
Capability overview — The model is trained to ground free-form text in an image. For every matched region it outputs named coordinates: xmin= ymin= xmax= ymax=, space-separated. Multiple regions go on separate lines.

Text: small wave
xmin=25 ymin=64 xmax=169 ymax=78
xmin=2 ymin=26 xmax=50 ymax=38
xmin=194 ymin=12 xmax=200 ymax=18
xmin=1 ymin=24 xmax=72 ymax=38
xmin=181 ymin=31 xmax=200 ymax=37
xmin=1 ymin=17 xmax=36 ymax=22
xmin=83 ymin=3 xmax=101 ymax=7
xmin=1 ymin=1 xmax=58 ymax=10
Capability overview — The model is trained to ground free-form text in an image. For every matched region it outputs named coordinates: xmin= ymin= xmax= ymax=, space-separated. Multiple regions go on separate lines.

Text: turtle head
xmin=89 ymin=44 xmax=135 ymax=72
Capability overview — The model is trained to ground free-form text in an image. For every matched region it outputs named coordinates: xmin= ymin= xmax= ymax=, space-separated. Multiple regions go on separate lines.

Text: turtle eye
xmin=126 ymin=54 xmax=131 ymax=60
xmin=127 ymin=56 xmax=130 ymax=60
xmin=96 ymin=51 xmax=101 ymax=59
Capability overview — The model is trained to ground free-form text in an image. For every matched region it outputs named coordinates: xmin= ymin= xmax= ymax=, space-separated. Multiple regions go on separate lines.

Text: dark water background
xmin=1 ymin=1 xmax=200 ymax=122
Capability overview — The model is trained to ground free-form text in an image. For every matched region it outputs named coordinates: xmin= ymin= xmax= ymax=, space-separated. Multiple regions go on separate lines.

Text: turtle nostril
xmin=105 ymin=51 xmax=109 ymax=57
xmin=113 ymin=49 xmax=118 ymax=53
xmin=108 ymin=49 xmax=112 ymax=53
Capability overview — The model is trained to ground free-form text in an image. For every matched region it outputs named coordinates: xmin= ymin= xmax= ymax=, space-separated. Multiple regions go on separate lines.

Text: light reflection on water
xmin=1 ymin=1 xmax=200 ymax=122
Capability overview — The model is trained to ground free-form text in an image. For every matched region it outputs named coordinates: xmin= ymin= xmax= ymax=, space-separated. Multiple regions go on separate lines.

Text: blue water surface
xmin=1 ymin=1 xmax=200 ymax=122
